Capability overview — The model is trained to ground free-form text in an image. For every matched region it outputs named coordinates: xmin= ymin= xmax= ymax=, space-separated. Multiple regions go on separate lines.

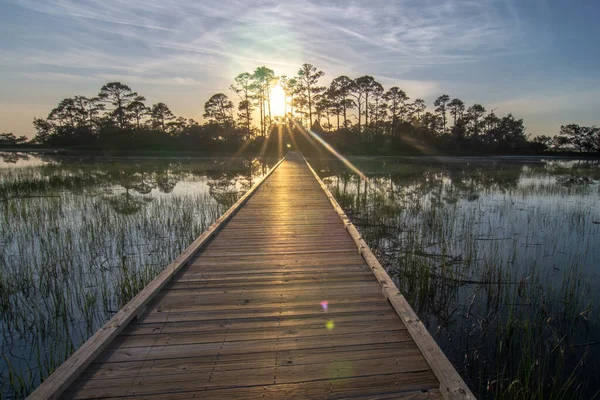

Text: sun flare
xmin=269 ymin=85 xmax=286 ymax=118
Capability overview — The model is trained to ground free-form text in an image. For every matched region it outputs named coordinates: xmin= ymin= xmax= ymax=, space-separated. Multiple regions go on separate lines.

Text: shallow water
xmin=312 ymin=156 xmax=600 ymax=399
xmin=0 ymin=152 xmax=276 ymax=398
xmin=1 ymin=153 xmax=599 ymax=398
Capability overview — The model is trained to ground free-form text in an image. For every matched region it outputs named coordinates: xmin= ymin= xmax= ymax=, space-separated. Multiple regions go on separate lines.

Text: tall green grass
xmin=320 ymin=158 xmax=600 ymax=399
xmin=0 ymin=154 xmax=270 ymax=398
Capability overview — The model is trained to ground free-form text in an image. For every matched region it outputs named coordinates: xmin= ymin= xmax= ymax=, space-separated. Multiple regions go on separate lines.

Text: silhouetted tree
xmin=33 ymin=118 xmax=54 ymax=144
xmin=127 ymin=96 xmax=149 ymax=129
xmin=98 ymin=82 xmax=138 ymax=129
xmin=278 ymin=75 xmax=290 ymax=123
xmin=230 ymin=72 xmax=254 ymax=136
xmin=72 ymin=96 xmax=104 ymax=132
xmin=420 ymin=112 xmax=443 ymax=137
xmin=296 ymin=63 xmax=325 ymax=128
xmin=466 ymin=104 xmax=486 ymax=138
xmin=329 ymin=76 xmax=355 ymax=129
xmin=251 ymin=66 xmax=276 ymax=136
xmin=369 ymin=82 xmax=385 ymax=137
xmin=412 ymin=99 xmax=426 ymax=121
xmin=283 ymin=77 xmax=298 ymax=123
xmin=315 ymin=94 xmax=333 ymax=130
xmin=384 ymin=87 xmax=409 ymax=137
xmin=48 ymin=98 xmax=78 ymax=128
xmin=24 ymin=67 xmax=579 ymax=155
xmin=531 ymin=135 xmax=552 ymax=152
xmin=448 ymin=98 xmax=465 ymax=126
xmin=204 ymin=93 xmax=234 ymax=127
xmin=150 ymin=103 xmax=175 ymax=131
xmin=0 ymin=133 xmax=27 ymax=145
xmin=434 ymin=94 xmax=450 ymax=135
xmin=556 ymin=124 xmax=600 ymax=152
xmin=354 ymin=76 xmax=382 ymax=134
xmin=322 ymin=86 xmax=342 ymax=130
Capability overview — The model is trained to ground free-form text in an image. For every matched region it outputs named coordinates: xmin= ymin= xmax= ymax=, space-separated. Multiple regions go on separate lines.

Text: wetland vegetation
xmin=1 ymin=152 xmax=599 ymax=399
xmin=315 ymin=156 xmax=600 ymax=399
xmin=0 ymin=152 xmax=275 ymax=398
xmin=5 ymin=64 xmax=598 ymax=156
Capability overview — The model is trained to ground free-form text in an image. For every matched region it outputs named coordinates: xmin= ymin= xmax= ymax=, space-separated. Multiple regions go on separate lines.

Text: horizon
xmin=1 ymin=0 xmax=599 ymax=138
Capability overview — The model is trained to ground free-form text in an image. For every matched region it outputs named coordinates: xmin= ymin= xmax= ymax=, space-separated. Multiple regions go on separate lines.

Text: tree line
xmin=2 ymin=63 xmax=598 ymax=155
xmin=535 ymin=125 xmax=600 ymax=153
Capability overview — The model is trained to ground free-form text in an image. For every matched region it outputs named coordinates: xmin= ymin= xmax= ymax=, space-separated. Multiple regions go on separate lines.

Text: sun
xmin=269 ymin=85 xmax=286 ymax=118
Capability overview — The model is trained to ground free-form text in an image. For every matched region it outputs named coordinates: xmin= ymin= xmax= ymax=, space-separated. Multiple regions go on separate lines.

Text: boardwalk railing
xmin=29 ymin=152 xmax=474 ymax=400
xmin=28 ymin=155 xmax=288 ymax=400
xmin=304 ymin=155 xmax=474 ymax=400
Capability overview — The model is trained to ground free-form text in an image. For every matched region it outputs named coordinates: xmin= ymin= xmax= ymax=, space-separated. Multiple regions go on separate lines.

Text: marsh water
xmin=1 ymin=152 xmax=599 ymax=399
xmin=0 ymin=152 xmax=276 ymax=398
xmin=314 ymin=156 xmax=600 ymax=399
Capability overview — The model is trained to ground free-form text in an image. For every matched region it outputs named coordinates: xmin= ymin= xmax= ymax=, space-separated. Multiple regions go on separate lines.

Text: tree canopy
xmin=12 ymin=63 xmax=597 ymax=156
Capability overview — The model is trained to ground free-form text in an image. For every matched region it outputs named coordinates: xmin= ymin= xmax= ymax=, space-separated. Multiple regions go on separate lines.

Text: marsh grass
xmin=320 ymin=158 xmax=600 ymax=399
xmin=0 ymin=154 xmax=270 ymax=398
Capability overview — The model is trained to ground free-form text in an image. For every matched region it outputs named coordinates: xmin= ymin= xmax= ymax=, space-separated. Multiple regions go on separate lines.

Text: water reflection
xmin=0 ymin=153 xmax=277 ymax=398
xmin=0 ymin=152 xmax=278 ymax=213
xmin=315 ymin=156 xmax=600 ymax=399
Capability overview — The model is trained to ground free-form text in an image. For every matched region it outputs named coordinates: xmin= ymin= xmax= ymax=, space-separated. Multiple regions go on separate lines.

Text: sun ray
xmin=277 ymin=124 xmax=283 ymax=160
xmin=258 ymin=131 xmax=271 ymax=159
xmin=285 ymin=124 xmax=300 ymax=150
xmin=290 ymin=120 xmax=326 ymax=156
xmin=228 ymin=136 xmax=254 ymax=160
xmin=291 ymin=120 xmax=367 ymax=181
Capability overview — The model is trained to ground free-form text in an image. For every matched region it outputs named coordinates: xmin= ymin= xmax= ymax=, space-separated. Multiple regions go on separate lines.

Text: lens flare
xmin=326 ymin=320 xmax=335 ymax=330
xmin=320 ymin=300 xmax=328 ymax=311
xmin=291 ymin=120 xmax=367 ymax=180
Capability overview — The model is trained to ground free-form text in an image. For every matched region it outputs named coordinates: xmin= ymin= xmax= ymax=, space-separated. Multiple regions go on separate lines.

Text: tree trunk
xmin=267 ymin=90 xmax=272 ymax=128
xmin=343 ymin=100 xmax=347 ymax=129
xmin=364 ymin=92 xmax=369 ymax=134
xmin=357 ymin=100 xmax=362 ymax=133
xmin=308 ymin=85 xmax=313 ymax=128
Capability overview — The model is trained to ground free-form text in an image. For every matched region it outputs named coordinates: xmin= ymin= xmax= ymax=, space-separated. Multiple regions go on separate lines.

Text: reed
xmin=320 ymin=157 xmax=600 ymax=399
xmin=0 ymin=154 xmax=271 ymax=398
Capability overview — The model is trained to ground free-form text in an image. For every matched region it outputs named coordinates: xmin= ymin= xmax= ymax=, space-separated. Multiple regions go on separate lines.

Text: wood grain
xmin=304 ymin=154 xmax=475 ymax=400
xmin=33 ymin=152 xmax=473 ymax=400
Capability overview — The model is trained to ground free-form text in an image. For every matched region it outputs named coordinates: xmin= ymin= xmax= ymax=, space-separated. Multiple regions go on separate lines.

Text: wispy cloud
xmin=1 ymin=0 xmax=589 ymax=136
xmin=7 ymin=0 xmax=535 ymax=76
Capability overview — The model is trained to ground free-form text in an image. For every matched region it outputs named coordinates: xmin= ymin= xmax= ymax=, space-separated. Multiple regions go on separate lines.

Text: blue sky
xmin=1 ymin=0 xmax=598 ymax=137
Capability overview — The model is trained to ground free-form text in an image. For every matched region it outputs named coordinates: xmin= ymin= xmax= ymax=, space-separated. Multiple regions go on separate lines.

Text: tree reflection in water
xmin=314 ymin=156 xmax=600 ymax=399
xmin=0 ymin=154 xmax=278 ymax=398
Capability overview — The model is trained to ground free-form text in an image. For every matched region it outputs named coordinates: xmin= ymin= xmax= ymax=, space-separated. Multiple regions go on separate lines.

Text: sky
xmin=1 ymin=0 xmax=599 ymax=138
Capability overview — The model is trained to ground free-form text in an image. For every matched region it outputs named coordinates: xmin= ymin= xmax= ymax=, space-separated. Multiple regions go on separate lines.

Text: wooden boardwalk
xmin=30 ymin=153 xmax=473 ymax=400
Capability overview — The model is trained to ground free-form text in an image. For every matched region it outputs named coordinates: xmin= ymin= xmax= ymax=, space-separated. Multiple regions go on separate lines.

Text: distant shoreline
xmin=1 ymin=147 xmax=600 ymax=165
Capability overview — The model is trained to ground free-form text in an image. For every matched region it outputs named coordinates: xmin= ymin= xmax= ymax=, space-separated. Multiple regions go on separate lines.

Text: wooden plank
xmin=303 ymin=155 xmax=475 ymax=400
xmin=141 ymin=301 xmax=395 ymax=324
xmin=119 ymin=309 xmax=401 ymax=336
xmin=111 ymin=319 xmax=407 ymax=349
xmin=52 ymin=153 xmax=470 ymax=400
xmin=96 ymin=330 xmax=413 ymax=363
xmin=69 ymin=372 xmax=441 ymax=400
xmin=68 ymin=355 xmax=434 ymax=398
xmin=80 ymin=341 xmax=423 ymax=381
xmin=27 ymin=155 xmax=289 ymax=400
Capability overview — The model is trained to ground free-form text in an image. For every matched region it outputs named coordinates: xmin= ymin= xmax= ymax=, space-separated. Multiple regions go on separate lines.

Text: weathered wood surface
xmin=33 ymin=152 xmax=473 ymax=399
xmin=27 ymin=155 xmax=287 ymax=400
xmin=304 ymin=156 xmax=475 ymax=400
